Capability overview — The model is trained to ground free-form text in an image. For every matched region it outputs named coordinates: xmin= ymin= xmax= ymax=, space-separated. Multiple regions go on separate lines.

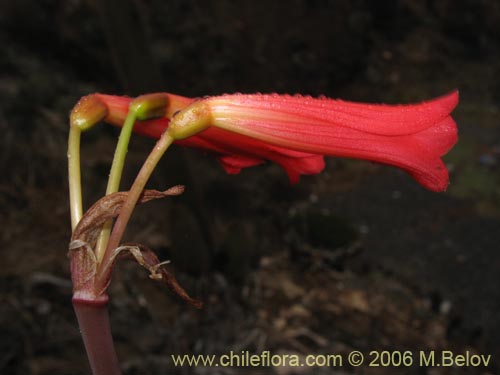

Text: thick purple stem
xmin=73 ymin=295 xmax=121 ymax=375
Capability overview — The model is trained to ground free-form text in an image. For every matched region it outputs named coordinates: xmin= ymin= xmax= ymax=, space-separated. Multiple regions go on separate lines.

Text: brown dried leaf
xmin=68 ymin=240 xmax=97 ymax=291
xmin=115 ymin=243 xmax=202 ymax=309
xmin=68 ymin=186 xmax=183 ymax=294
xmin=71 ymin=186 xmax=184 ymax=248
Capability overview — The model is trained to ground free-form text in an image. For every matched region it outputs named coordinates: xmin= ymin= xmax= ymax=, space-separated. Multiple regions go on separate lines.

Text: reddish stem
xmin=73 ymin=295 xmax=121 ymax=375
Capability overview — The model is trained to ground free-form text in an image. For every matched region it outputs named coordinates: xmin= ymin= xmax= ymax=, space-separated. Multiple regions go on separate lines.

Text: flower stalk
xmin=69 ymin=94 xmax=109 ymax=229
xmin=73 ymin=297 xmax=121 ymax=375
xmin=68 ymin=126 xmax=83 ymax=229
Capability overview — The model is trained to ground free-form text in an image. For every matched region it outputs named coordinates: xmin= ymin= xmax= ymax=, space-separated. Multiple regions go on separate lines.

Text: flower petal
xmin=186 ymin=127 xmax=325 ymax=183
xmin=205 ymin=92 xmax=458 ymax=191
xmin=208 ymin=91 xmax=458 ymax=136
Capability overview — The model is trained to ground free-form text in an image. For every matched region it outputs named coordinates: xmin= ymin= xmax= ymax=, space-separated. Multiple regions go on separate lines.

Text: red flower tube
xmin=97 ymin=91 xmax=458 ymax=191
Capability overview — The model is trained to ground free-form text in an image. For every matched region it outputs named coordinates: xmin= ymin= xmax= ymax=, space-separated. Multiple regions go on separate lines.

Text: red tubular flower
xmin=97 ymin=91 xmax=458 ymax=191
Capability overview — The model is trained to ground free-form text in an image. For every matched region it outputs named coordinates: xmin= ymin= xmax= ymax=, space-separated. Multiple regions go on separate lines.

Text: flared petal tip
xmin=413 ymin=166 xmax=450 ymax=192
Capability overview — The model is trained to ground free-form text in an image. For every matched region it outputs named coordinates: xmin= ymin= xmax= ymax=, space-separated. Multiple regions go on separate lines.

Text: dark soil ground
xmin=1 ymin=1 xmax=499 ymax=374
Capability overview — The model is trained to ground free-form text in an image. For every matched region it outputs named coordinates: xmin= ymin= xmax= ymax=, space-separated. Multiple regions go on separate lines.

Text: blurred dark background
xmin=1 ymin=0 xmax=499 ymax=374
